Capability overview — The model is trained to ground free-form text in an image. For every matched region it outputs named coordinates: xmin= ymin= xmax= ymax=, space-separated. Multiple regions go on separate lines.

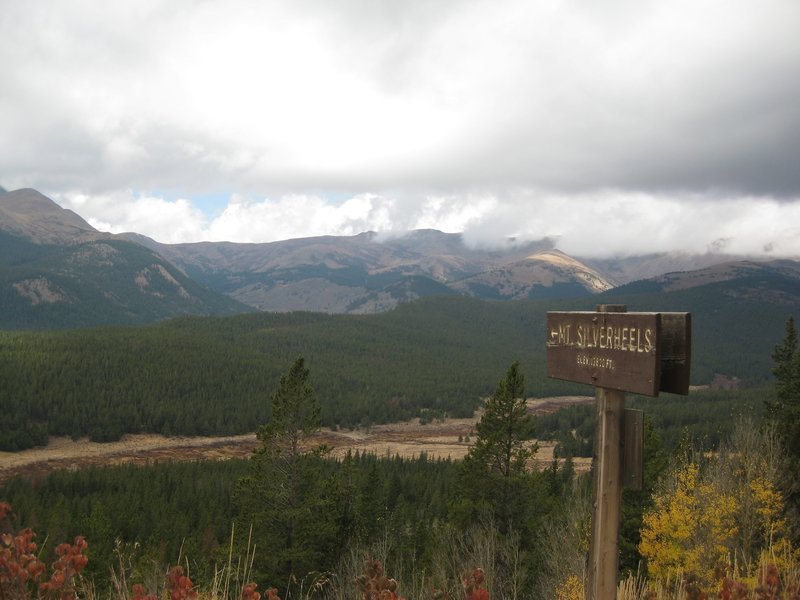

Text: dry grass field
xmin=0 ymin=396 xmax=593 ymax=483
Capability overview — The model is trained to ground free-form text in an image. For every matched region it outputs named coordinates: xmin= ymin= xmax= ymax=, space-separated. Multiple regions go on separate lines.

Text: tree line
xmin=1 ymin=358 xmax=576 ymax=597
xmin=534 ymin=386 xmax=771 ymax=458
xmin=3 ymin=316 xmax=800 ymax=598
xmin=2 ymin=290 xmax=796 ymax=450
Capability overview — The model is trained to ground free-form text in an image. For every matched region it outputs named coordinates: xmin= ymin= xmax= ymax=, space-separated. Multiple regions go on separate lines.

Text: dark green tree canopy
xmin=257 ymin=355 xmax=322 ymax=459
xmin=770 ymin=317 xmax=800 ymax=457
xmin=768 ymin=316 xmax=800 ymax=542
xmin=236 ymin=355 xmax=333 ymax=590
xmin=455 ymin=361 xmax=543 ymax=537
xmin=468 ymin=361 xmax=535 ymax=478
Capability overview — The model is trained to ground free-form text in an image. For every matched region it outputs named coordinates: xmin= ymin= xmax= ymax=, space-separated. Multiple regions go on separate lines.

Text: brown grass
xmin=0 ymin=396 xmax=593 ymax=483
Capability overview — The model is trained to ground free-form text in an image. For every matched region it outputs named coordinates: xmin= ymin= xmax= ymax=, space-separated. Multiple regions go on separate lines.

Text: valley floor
xmin=0 ymin=396 xmax=593 ymax=483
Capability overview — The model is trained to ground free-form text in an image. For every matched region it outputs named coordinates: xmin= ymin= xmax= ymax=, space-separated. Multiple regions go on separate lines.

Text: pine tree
xmin=257 ymin=355 xmax=322 ymax=461
xmin=467 ymin=361 xmax=535 ymax=478
xmin=770 ymin=317 xmax=800 ymax=453
xmin=456 ymin=361 xmax=538 ymax=533
xmin=768 ymin=316 xmax=800 ymax=539
xmin=234 ymin=356 xmax=336 ymax=591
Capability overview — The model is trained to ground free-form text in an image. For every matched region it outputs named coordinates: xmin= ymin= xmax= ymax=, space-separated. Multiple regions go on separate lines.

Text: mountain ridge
xmin=2 ymin=187 xmax=799 ymax=327
xmin=0 ymin=188 xmax=100 ymax=244
xmin=0 ymin=189 xmax=248 ymax=329
xmin=118 ymin=226 xmax=614 ymax=312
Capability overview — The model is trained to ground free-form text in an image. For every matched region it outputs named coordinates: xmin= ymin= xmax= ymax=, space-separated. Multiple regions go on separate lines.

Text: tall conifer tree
xmin=457 ymin=361 xmax=539 ymax=533
xmin=770 ymin=317 xmax=800 ymax=445
xmin=468 ymin=361 xmax=534 ymax=478
xmin=235 ymin=356 xmax=335 ymax=591
xmin=769 ymin=317 xmax=800 ymax=538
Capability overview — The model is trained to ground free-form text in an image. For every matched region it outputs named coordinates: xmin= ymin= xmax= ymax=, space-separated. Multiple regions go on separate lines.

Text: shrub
xmin=1 ymin=501 xmax=89 ymax=600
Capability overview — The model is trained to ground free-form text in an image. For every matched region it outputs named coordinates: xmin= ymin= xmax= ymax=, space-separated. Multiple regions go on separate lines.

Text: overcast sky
xmin=1 ymin=0 xmax=799 ymax=257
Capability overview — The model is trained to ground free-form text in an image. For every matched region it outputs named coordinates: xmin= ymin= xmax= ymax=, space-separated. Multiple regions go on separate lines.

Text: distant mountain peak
xmin=527 ymin=249 xmax=582 ymax=266
xmin=0 ymin=188 xmax=99 ymax=244
xmin=7 ymin=187 xmax=797 ymax=326
xmin=651 ymin=259 xmax=800 ymax=292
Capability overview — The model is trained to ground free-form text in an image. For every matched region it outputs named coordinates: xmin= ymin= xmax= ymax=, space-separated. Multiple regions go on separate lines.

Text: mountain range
xmin=0 ymin=189 xmax=246 ymax=328
xmin=1 ymin=187 xmax=799 ymax=329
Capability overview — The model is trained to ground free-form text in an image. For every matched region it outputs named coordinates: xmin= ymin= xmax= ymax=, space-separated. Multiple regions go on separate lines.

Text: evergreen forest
xmin=1 ymin=277 xmax=796 ymax=450
xmin=2 ymin=328 xmax=800 ymax=599
xmin=2 ymin=278 xmax=800 ymax=598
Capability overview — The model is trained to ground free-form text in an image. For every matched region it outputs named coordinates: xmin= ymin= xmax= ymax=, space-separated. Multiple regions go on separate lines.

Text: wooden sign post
xmin=546 ymin=305 xmax=691 ymax=600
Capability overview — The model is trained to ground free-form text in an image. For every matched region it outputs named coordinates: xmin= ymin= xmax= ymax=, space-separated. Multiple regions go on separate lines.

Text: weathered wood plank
xmin=546 ymin=311 xmax=660 ymax=396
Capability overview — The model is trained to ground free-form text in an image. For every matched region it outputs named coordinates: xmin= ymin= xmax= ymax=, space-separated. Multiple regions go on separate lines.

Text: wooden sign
xmin=658 ymin=312 xmax=692 ymax=395
xmin=546 ymin=311 xmax=691 ymax=396
xmin=547 ymin=306 xmax=691 ymax=600
xmin=547 ymin=311 xmax=660 ymax=396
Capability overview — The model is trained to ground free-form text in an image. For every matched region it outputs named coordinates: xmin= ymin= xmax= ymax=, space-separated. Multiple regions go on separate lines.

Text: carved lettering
xmin=547 ymin=310 xmax=690 ymax=397
xmin=549 ymin=321 xmax=656 ymax=355
xmin=576 ymin=353 xmax=616 ymax=371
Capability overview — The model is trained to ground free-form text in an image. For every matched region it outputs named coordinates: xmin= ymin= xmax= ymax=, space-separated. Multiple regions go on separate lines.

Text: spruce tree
xmin=468 ymin=361 xmax=535 ymax=478
xmin=770 ymin=317 xmax=800 ymax=447
xmin=769 ymin=317 xmax=800 ymax=538
xmin=234 ymin=356 xmax=335 ymax=591
xmin=456 ymin=361 xmax=539 ymax=533
xmin=257 ymin=355 xmax=322 ymax=461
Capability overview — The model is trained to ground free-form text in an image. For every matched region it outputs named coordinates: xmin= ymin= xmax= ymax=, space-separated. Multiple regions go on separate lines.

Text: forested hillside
xmin=0 ymin=300 xmax=540 ymax=449
xmin=535 ymin=386 xmax=770 ymax=457
xmin=0 ymin=357 xmax=575 ymax=599
xmin=1 ymin=270 xmax=797 ymax=450
xmin=0 ymin=233 xmax=248 ymax=330
xmin=0 ymin=453 xmax=462 ymax=586
xmin=3 ymin=339 xmax=797 ymax=600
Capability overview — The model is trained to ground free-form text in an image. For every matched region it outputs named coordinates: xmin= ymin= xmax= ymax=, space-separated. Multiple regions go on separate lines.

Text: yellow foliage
xmin=640 ymin=463 xmax=697 ymax=579
xmin=750 ymin=474 xmax=785 ymax=538
xmin=621 ymin=540 xmax=800 ymax=599
xmin=554 ymin=574 xmax=583 ymax=600
xmin=640 ymin=461 xmax=742 ymax=582
xmin=760 ymin=537 xmax=800 ymax=576
xmin=640 ymin=435 xmax=793 ymax=588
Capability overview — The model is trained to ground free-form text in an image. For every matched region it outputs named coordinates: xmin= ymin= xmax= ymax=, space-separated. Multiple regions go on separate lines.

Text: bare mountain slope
xmin=450 ymin=249 xmax=614 ymax=300
xmin=581 ymin=252 xmax=760 ymax=285
xmin=4 ymin=187 xmax=608 ymax=318
xmin=0 ymin=189 xmax=247 ymax=329
xmin=120 ymin=230 xmax=614 ymax=311
xmin=0 ymin=188 xmax=100 ymax=244
xmin=608 ymin=258 xmax=800 ymax=307
xmin=9 ymin=187 xmax=794 ymax=323
xmin=649 ymin=260 xmax=800 ymax=292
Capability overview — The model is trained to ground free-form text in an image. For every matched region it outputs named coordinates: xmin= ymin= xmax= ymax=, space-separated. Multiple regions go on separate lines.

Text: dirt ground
xmin=0 ymin=396 xmax=594 ymax=483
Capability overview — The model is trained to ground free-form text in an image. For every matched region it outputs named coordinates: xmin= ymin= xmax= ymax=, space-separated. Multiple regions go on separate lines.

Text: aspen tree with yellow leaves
xmin=639 ymin=460 xmax=737 ymax=581
xmin=639 ymin=421 xmax=793 ymax=586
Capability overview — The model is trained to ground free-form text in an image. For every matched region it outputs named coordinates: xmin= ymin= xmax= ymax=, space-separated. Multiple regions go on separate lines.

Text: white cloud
xmin=3 ymin=0 xmax=800 ymax=255
xmin=461 ymin=192 xmax=800 ymax=258
xmin=53 ymin=190 xmax=208 ymax=244
xmin=51 ymin=189 xmax=800 ymax=259
xmin=206 ymin=194 xmax=397 ymax=243
xmin=2 ymin=0 xmax=799 ymax=196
